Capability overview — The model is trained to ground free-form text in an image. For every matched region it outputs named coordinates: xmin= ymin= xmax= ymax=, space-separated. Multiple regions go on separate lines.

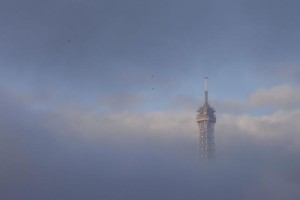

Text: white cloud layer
xmin=49 ymin=106 xmax=300 ymax=152
xmin=211 ymin=84 xmax=300 ymax=114
xmin=249 ymin=84 xmax=300 ymax=109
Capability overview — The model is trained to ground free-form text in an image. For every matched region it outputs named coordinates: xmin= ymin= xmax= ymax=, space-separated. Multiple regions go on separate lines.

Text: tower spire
xmin=204 ymin=77 xmax=208 ymax=104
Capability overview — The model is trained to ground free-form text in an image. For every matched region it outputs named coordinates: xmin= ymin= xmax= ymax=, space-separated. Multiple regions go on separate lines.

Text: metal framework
xmin=196 ymin=77 xmax=216 ymax=161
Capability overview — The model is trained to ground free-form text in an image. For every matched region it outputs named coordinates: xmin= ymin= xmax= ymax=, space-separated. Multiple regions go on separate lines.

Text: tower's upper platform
xmin=196 ymin=101 xmax=216 ymax=123
xmin=196 ymin=77 xmax=216 ymax=123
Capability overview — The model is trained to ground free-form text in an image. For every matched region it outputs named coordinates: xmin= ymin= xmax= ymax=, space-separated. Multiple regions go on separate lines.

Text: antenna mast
xmin=204 ymin=77 xmax=208 ymax=104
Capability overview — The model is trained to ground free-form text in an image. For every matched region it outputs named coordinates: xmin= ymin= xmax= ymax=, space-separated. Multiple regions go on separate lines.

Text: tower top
xmin=204 ymin=76 xmax=208 ymax=92
xmin=196 ymin=76 xmax=216 ymax=123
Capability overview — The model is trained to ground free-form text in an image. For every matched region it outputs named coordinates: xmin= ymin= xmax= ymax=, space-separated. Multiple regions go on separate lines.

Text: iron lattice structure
xmin=196 ymin=77 xmax=216 ymax=160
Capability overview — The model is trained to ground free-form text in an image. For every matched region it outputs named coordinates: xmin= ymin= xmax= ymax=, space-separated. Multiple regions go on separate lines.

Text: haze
xmin=1 ymin=0 xmax=300 ymax=199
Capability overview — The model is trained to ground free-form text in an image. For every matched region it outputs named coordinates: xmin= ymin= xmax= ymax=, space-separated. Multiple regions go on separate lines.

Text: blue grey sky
xmin=1 ymin=0 xmax=300 ymax=199
xmin=1 ymin=0 xmax=300 ymax=109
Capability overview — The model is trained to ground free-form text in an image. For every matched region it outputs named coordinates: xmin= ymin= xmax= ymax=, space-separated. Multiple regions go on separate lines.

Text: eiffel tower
xmin=196 ymin=77 xmax=216 ymax=160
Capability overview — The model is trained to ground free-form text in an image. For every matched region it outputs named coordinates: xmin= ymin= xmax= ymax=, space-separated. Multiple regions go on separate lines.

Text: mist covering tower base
xmin=196 ymin=77 xmax=216 ymax=161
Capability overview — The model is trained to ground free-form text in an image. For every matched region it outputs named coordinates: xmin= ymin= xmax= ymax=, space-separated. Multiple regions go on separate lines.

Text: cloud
xmin=1 ymin=89 xmax=300 ymax=200
xmin=51 ymin=109 xmax=198 ymax=143
xmin=249 ymin=84 xmax=300 ymax=109
xmin=200 ymin=84 xmax=300 ymax=114
xmin=217 ymin=110 xmax=300 ymax=145
xmin=3 ymin=83 xmax=299 ymax=143
xmin=47 ymin=98 xmax=300 ymax=151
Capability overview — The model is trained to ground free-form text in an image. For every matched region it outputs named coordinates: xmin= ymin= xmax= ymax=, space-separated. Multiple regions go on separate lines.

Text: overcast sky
xmin=1 ymin=0 xmax=300 ymax=199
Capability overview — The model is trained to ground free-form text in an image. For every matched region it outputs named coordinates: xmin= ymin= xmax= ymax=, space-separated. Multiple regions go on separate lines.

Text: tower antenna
xmin=204 ymin=77 xmax=208 ymax=104
xmin=204 ymin=76 xmax=208 ymax=91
